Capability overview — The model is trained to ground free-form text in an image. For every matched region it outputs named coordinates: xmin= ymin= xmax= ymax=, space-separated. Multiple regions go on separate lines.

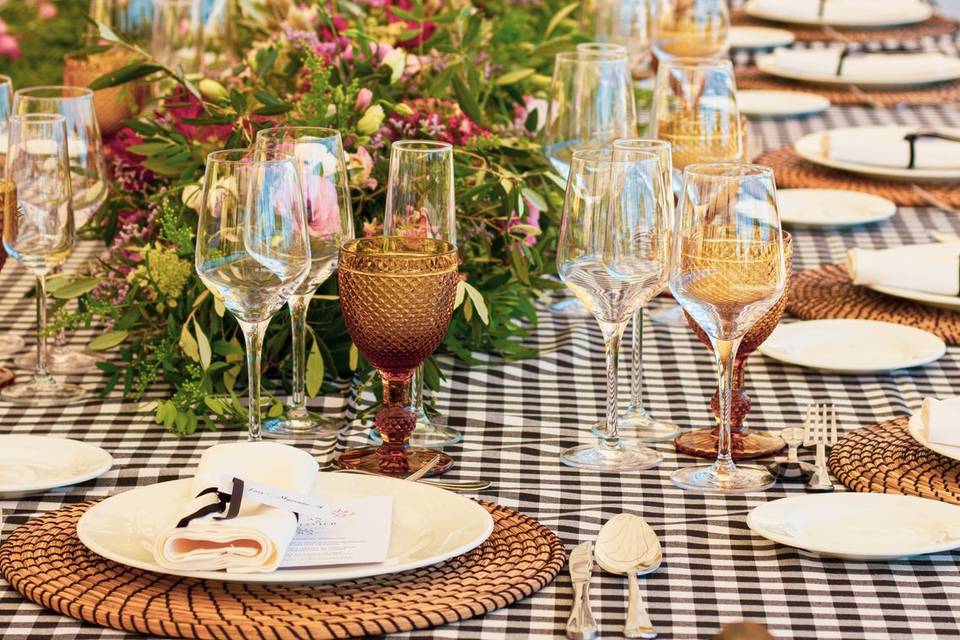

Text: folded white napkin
xmin=771 ymin=48 xmax=953 ymax=82
xmin=753 ymin=0 xmax=925 ymax=24
xmin=921 ymin=397 xmax=960 ymax=447
xmin=817 ymin=128 xmax=960 ymax=170
xmin=847 ymin=242 xmax=960 ymax=296
xmin=154 ymin=442 xmax=318 ymax=573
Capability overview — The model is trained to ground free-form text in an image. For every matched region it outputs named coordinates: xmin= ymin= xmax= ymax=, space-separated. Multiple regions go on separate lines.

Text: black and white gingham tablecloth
xmin=3 ymin=36 xmax=960 ymax=640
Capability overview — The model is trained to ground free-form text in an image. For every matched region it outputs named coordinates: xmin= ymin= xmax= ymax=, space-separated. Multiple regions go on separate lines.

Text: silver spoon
xmin=595 ymin=513 xmax=662 ymax=639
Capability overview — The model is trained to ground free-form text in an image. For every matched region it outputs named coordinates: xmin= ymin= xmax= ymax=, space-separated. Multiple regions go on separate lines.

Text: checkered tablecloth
xmin=4 ymin=42 xmax=960 ymax=640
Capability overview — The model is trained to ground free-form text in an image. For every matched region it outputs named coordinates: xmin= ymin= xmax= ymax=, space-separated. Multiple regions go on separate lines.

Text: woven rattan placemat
xmin=788 ymin=264 xmax=960 ymax=344
xmin=755 ymin=146 xmax=960 ymax=207
xmin=0 ymin=500 xmax=566 ymax=640
xmin=736 ymin=67 xmax=960 ymax=106
xmin=829 ymin=417 xmax=960 ymax=504
xmin=731 ymin=10 xmax=959 ymax=42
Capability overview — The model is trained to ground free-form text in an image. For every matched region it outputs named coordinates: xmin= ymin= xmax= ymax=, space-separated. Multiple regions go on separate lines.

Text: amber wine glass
xmin=337 ymin=236 xmax=460 ymax=477
xmin=669 ymin=163 xmax=786 ymax=493
xmin=651 ymin=0 xmax=730 ymax=60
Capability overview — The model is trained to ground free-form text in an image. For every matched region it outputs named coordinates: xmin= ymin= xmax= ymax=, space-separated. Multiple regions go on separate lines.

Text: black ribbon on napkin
xmin=834 ymin=45 xmax=925 ymax=76
xmin=903 ymin=130 xmax=960 ymax=169
xmin=818 ymin=0 xmax=827 ymax=19
xmin=175 ymin=477 xmax=246 ymax=528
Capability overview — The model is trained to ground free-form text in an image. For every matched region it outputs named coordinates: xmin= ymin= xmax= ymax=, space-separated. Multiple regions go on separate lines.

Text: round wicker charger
xmin=829 ymin=417 xmax=960 ymax=505
xmin=788 ymin=263 xmax=960 ymax=344
xmin=736 ymin=67 xmax=960 ymax=106
xmin=731 ymin=10 xmax=959 ymax=42
xmin=755 ymin=146 xmax=960 ymax=208
xmin=0 ymin=501 xmax=565 ymax=640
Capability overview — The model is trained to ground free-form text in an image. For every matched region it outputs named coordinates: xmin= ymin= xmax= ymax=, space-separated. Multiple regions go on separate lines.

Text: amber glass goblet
xmin=337 ymin=236 xmax=459 ymax=476
xmin=677 ymin=232 xmax=792 ymax=460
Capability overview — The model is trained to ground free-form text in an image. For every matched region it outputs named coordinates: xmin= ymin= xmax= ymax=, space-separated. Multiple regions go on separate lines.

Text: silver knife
xmin=566 ymin=541 xmax=599 ymax=640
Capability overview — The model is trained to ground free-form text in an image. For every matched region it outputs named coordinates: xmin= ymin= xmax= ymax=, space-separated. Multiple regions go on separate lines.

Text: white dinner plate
xmin=868 ymin=283 xmax=960 ymax=311
xmin=744 ymin=0 xmax=932 ymax=28
xmin=758 ymin=319 xmax=945 ymax=373
xmin=748 ymin=493 xmax=960 ymax=559
xmin=729 ymin=26 xmax=795 ymax=50
xmin=77 ymin=473 xmax=494 ymax=583
xmin=756 ymin=52 xmax=960 ymax=89
xmin=908 ymin=411 xmax=960 ymax=462
xmin=0 ymin=435 xmax=112 ymax=498
xmin=776 ymin=189 xmax=895 ymax=228
xmin=737 ymin=90 xmax=830 ymax=118
xmin=794 ymin=127 xmax=960 ymax=182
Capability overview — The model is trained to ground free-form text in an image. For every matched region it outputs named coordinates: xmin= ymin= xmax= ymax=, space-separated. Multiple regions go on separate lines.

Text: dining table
xmin=2 ymin=18 xmax=960 ymax=640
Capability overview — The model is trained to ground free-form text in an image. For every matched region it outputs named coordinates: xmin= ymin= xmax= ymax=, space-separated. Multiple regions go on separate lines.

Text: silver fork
xmin=803 ymin=404 xmax=838 ymax=491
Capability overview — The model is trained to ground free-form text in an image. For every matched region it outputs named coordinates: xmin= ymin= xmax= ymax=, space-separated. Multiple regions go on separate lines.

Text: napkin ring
xmin=834 ymin=45 xmax=924 ymax=77
xmin=904 ymin=130 xmax=960 ymax=169
xmin=175 ymin=477 xmax=246 ymax=528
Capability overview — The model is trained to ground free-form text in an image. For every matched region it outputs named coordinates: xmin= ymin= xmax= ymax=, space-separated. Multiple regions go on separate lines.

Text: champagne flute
xmin=580 ymin=0 xmax=653 ymax=79
xmin=544 ymin=48 xmax=637 ymax=179
xmin=557 ymin=149 xmax=670 ymax=471
xmin=1 ymin=114 xmax=87 ymax=405
xmin=195 ymin=150 xmax=311 ymax=441
xmin=0 ymin=75 xmax=24 ymax=357
xmin=254 ymin=126 xmax=354 ymax=438
xmin=669 ymin=163 xmax=787 ymax=493
xmin=651 ymin=0 xmax=730 ymax=60
xmin=13 ymin=86 xmax=108 ymax=373
xmin=378 ymin=140 xmax=461 ymax=448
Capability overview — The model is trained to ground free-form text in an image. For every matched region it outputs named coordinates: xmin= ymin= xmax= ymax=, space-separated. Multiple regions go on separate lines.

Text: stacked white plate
xmin=737 ymin=90 xmax=830 ymax=118
xmin=745 ymin=0 xmax=933 ymax=28
xmin=729 ymin=26 xmax=795 ymax=50
xmin=0 ymin=435 xmax=112 ymax=498
xmin=757 ymin=49 xmax=960 ymax=88
xmin=908 ymin=411 xmax=960 ymax=462
xmin=776 ymin=189 xmax=895 ymax=228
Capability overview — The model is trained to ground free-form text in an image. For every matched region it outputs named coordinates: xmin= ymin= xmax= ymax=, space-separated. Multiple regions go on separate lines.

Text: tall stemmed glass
xmin=544 ymin=48 xmax=637 ymax=179
xmin=580 ymin=0 xmax=653 ymax=79
xmin=557 ymin=149 xmax=670 ymax=470
xmin=1 ymin=114 xmax=86 ymax=405
xmin=151 ymin=0 xmax=203 ymax=73
xmin=254 ymin=127 xmax=354 ymax=437
xmin=651 ymin=0 xmax=730 ymax=60
xmin=13 ymin=86 xmax=108 ymax=373
xmin=0 ymin=75 xmax=23 ymax=358
xmin=669 ymin=163 xmax=787 ymax=493
xmin=581 ymin=138 xmax=679 ymax=443
xmin=377 ymin=140 xmax=461 ymax=448
xmin=195 ymin=150 xmax=311 ymax=441
xmin=337 ymin=236 xmax=460 ymax=476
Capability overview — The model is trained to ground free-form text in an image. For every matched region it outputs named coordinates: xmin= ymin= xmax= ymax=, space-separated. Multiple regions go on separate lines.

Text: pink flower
xmin=362 ymin=219 xmax=383 ymax=237
xmin=0 ymin=18 xmax=8 ymax=34
xmin=355 ymin=88 xmax=373 ymax=113
xmin=348 ymin=146 xmax=377 ymax=190
xmin=0 ymin=34 xmax=21 ymax=61
xmin=523 ymin=198 xmax=541 ymax=246
xmin=306 ymin=178 xmax=343 ymax=238
xmin=37 ymin=1 xmax=57 ymax=20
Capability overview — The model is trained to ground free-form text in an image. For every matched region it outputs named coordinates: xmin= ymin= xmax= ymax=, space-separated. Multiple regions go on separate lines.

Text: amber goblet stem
xmin=238 ymin=319 xmax=269 ymax=442
xmin=711 ymin=336 xmax=743 ymax=478
xmin=376 ymin=370 xmax=415 ymax=474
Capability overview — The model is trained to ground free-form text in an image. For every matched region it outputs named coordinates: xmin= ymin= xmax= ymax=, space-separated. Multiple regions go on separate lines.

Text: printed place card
xmin=280 ymin=495 xmax=394 ymax=568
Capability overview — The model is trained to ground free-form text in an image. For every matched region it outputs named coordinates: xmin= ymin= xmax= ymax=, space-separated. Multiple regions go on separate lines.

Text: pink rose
xmin=355 ymin=88 xmax=373 ymax=113
xmin=37 ymin=1 xmax=57 ymax=20
xmin=0 ymin=35 xmax=21 ymax=61
xmin=306 ymin=178 xmax=343 ymax=238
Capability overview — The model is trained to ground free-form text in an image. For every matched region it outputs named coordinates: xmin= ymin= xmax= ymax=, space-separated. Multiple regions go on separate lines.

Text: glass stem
xmin=239 ymin=319 xmax=269 ymax=442
xmin=629 ymin=308 xmax=644 ymax=411
xmin=34 ymin=275 xmax=52 ymax=382
xmin=711 ymin=337 xmax=742 ymax=476
xmin=599 ymin=321 xmax=628 ymax=448
xmin=288 ymin=293 xmax=312 ymax=418
xmin=410 ymin=364 xmax=428 ymax=422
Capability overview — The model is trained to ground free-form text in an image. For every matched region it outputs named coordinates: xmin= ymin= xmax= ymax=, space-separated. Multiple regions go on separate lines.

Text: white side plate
xmin=776 ymin=189 xmax=895 ymax=228
xmin=744 ymin=0 xmax=932 ymax=28
xmin=748 ymin=493 xmax=960 ymax=559
xmin=0 ymin=435 xmax=112 ymax=498
xmin=908 ymin=411 xmax=960 ymax=462
xmin=77 ymin=473 xmax=495 ymax=583
xmin=756 ymin=52 xmax=960 ymax=89
xmin=737 ymin=90 xmax=829 ymax=118
xmin=868 ymin=283 xmax=960 ymax=311
xmin=758 ymin=319 xmax=945 ymax=373
xmin=794 ymin=127 xmax=960 ymax=182
xmin=729 ymin=26 xmax=795 ymax=50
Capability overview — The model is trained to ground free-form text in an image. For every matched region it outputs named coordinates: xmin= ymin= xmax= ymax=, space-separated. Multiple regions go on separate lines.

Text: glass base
xmin=0 ymin=376 xmax=90 ymax=406
xmin=14 ymin=347 xmax=100 ymax=374
xmin=0 ymin=333 xmax=25 ymax=356
xmin=674 ymin=427 xmax=786 ymax=461
xmin=548 ymin=298 xmax=589 ymax=316
xmin=560 ymin=442 xmax=662 ymax=471
xmin=592 ymin=408 xmax=680 ymax=443
xmin=336 ymin=446 xmax=453 ymax=477
xmin=647 ymin=303 xmax=688 ymax=327
xmin=262 ymin=414 xmax=341 ymax=438
xmin=671 ymin=462 xmax=775 ymax=494
xmin=369 ymin=418 xmax=463 ymax=448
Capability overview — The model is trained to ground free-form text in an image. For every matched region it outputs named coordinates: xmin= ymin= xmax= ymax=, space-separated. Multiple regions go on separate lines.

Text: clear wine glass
xmin=195 ymin=150 xmax=311 ymax=441
xmin=12 ymin=86 xmax=108 ymax=373
xmin=151 ymin=0 xmax=203 ymax=73
xmin=253 ymin=126 xmax=354 ymax=438
xmin=377 ymin=140 xmax=461 ymax=448
xmin=557 ymin=149 xmax=670 ymax=471
xmin=544 ymin=48 xmax=637 ymax=179
xmin=0 ymin=74 xmax=24 ymax=358
xmin=651 ymin=0 xmax=730 ymax=61
xmin=1 ymin=114 xmax=87 ymax=405
xmin=88 ymin=0 xmax=153 ymax=45
xmin=669 ymin=163 xmax=787 ymax=493
xmin=580 ymin=0 xmax=653 ymax=79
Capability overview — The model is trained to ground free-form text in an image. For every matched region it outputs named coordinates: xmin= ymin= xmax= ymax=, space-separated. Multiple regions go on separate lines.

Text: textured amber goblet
xmin=677 ymin=232 xmax=793 ymax=460
xmin=337 ymin=236 xmax=459 ymax=476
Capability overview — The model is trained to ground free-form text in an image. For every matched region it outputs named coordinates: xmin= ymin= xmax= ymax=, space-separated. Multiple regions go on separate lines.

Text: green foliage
xmin=0 ymin=1 xmax=88 ymax=88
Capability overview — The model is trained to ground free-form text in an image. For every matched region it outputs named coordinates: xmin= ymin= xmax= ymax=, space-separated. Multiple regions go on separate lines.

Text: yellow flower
xmin=356 ymin=105 xmax=385 ymax=135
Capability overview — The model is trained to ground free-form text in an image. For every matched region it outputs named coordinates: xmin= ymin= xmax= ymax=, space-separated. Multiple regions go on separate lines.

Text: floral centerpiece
xmin=61 ymin=0 xmax=583 ymax=434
